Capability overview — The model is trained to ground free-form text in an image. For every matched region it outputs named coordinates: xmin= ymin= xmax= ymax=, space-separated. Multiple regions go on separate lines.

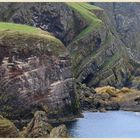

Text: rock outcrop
xmin=50 ymin=124 xmax=69 ymax=138
xmin=0 ymin=2 xmax=134 ymax=88
xmin=1 ymin=3 xmax=140 ymax=132
xmin=0 ymin=23 xmax=79 ymax=128
xmin=20 ymin=111 xmax=52 ymax=137
xmin=0 ymin=3 xmax=86 ymax=46
xmin=77 ymin=83 xmax=120 ymax=112
xmin=94 ymin=3 xmax=140 ymax=54
xmin=0 ymin=115 xmax=19 ymax=138
xmin=20 ymin=111 xmax=69 ymax=138
xmin=78 ymin=83 xmax=140 ymax=112
xmin=93 ymin=2 xmax=140 ymax=87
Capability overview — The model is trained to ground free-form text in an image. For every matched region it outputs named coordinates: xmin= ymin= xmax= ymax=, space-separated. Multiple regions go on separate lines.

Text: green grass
xmin=0 ymin=22 xmax=66 ymax=56
xmin=0 ymin=22 xmax=64 ymax=42
xmin=78 ymin=3 xmax=102 ymax=11
xmin=0 ymin=22 xmax=60 ymax=42
xmin=0 ymin=22 xmax=61 ymax=42
xmin=66 ymin=3 xmax=104 ymax=75
xmin=0 ymin=22 xmax=47 ymax=33
xmin=0 ymin=22 xmax=55 ymax=38
xmin=73 ymin=31 xmax=114 ymax=76
xmin=0 ymin=22 xmax=41 ymax=33
xmin=67 ymin=3 xmax=103 ymax=41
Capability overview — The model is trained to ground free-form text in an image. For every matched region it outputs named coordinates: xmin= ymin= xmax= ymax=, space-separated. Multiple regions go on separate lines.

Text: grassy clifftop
xmin=67 ymin=3 xmax=103 ymax=41
xmin=0 ymin=22 xmax=41 ymax=33
xmin=0 ymin=22 xmax=66 ymax=56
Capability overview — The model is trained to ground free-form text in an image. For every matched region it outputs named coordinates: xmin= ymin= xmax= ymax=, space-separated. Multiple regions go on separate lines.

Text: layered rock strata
xmin=0 ymin=24 xmax=79 ymax=127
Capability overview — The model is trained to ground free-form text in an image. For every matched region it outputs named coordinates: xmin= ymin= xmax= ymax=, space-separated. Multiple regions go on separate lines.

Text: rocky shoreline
xmin=78 ymin=84 xmax=140 ymax=113
xmin=1 ymin=2 xmax=140 ymax=138
xmin=0 ymin=111 xmax=70 ymax=138
xmin=1 ymin=84 xmax=140 ymax=137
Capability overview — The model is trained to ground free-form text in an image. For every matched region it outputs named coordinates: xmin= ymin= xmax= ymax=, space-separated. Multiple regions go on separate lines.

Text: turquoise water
xmin=66 ymin=111 xmax=140 ymax=138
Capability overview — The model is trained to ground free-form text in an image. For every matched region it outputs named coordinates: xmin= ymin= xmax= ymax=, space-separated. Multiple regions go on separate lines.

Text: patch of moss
xmin=78 ymin=3 xmax=103 ymax=11
xmin=0 ymin=116 xmax=13 ymax=127
xmin=102 ymin=52 xmax=120 ymax=69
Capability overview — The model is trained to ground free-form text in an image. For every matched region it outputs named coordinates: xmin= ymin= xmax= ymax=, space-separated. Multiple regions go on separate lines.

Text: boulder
xmin=50 ymin=124 xmax=69 ymax=138
xmin=20 ymin=111 xmax=52 ymax=138
xmin=99 ymin=108 xmax=106 ymax=112
xmin=0 ymin=116 xmax=19 ymax=138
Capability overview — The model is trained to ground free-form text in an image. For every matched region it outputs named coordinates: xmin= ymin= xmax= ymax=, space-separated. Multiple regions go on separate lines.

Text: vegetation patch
xmin=67 ymin=3 xmax=103 ymax=41
xmin=0 ymin=22 xmax=66 ymax=56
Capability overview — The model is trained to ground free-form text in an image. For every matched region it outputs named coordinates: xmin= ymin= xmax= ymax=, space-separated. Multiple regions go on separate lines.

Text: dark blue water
xmin=66 ymin=111 xmax=140 ymax=138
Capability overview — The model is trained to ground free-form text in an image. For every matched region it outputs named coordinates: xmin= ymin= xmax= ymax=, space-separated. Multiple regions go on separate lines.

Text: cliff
xmin=67 ymin=3 xmax=132 ymax=88
xmin=0 ymin=2 xmax=134 ymax=88
xmin=1 ymin=2 xmax=140 ymax=132
xmin=93 ymin=2 xmax=140 ymax=88
xmin=0 ymin=22 xmax=79 ymax=127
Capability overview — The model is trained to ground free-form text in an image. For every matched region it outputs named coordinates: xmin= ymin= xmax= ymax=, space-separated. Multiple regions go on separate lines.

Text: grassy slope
xmin=0 ymin=22 xmax=59 ymax=41
xmin=66 ymin=3 xmax=104 ymax=75
xmin=0 ymin=22 xmax=66 ymax=55
xmin=67 ymin=3 xmax=103 ymax=41
xmin=0 ymin=22 xmax=40 ymax=33
xmin=66 ymin=3 xmax=128 ymax=84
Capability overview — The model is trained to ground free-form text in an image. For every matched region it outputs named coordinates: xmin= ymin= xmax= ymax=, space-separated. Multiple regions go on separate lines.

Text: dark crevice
xmin=82 ymin=73 xmax=94 ymax=86
xmin=95 ymin=37 xmax=101 ymax=48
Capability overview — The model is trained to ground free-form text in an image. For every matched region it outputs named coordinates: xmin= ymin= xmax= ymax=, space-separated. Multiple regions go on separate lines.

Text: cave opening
xmin=95 ymin=37 xmax=101 ymax=48
xmin=82 ymin=73 xmax=94 ymax=86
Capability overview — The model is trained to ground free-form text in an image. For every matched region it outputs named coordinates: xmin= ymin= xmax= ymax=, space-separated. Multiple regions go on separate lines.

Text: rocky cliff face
xmin=67 ymin=3 xmax=133 ymax=88
xmin=94 ymin=3 xmax=140 ymax=53
xmin=0 ymin=2 xmax=134 ymax=88
xmin=0 ymin=2 xmax=140 ymax=124
xmin=0 ymin=23 xmax=79 ymax=128
xmin=93 ymin=2 xmax=140 ymax=88
xmin=0 ymin=3 xmax=86 ymax=46
xmin=20 ymin=111 xmax=69 ymax=138
xmin=0 ymin=111 xmax=69 ymax=138
xmin=0 ymin=115 xmax=19 ymax=137
xmin=1 ymin=2 xmax=140 ymax=137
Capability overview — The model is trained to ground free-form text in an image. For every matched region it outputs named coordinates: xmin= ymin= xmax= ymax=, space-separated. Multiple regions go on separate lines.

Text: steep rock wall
xmin=93 ymin=2 xmax=140 ymax=87
xmin=0 ymin=2 xmax=87 ymax=45
xmin=67 ymin=3 xmax=132 ymax=88
xmin=0 ymin=24 xmax=79 ymax=127
xmin=0 ymin=2 xmax=136 ymax=88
